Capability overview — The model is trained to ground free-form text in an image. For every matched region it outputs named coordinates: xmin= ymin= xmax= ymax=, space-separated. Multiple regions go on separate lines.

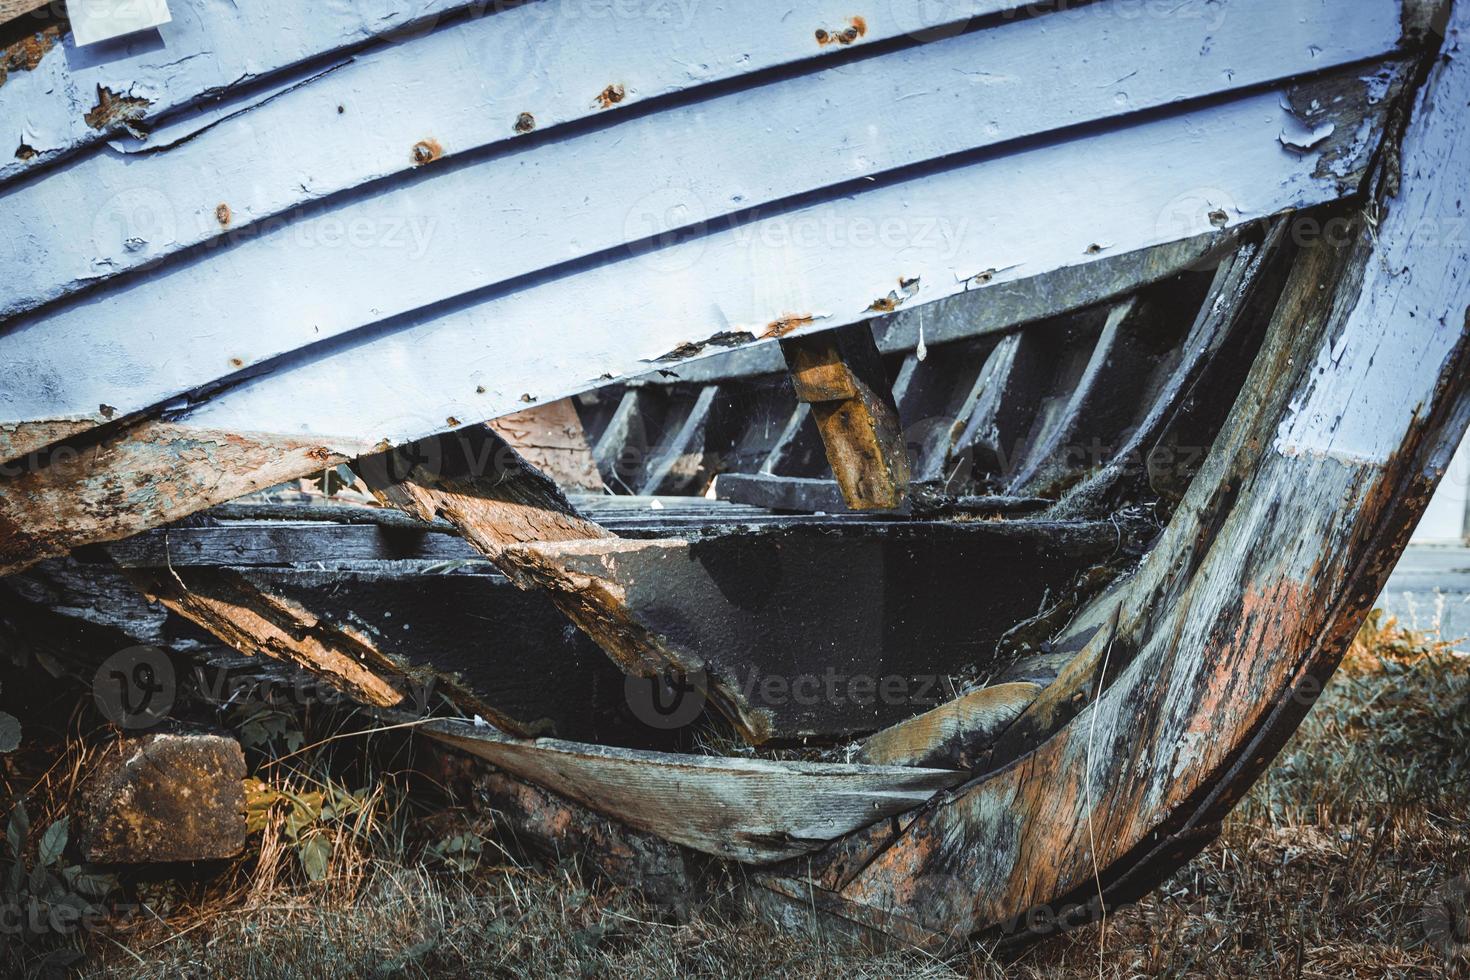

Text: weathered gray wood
xmin=856 ymin=682 xmax=1043 ymax=770
xmin=419 ymin=718 xmax=965 ymax=864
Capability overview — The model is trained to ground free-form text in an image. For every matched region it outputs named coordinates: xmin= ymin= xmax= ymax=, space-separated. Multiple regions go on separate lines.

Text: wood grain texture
xmin=354 ymin=424 xmax=612 ymax=567
xmin=126 ymin=567 xmax=412 ymax=711
xmin=782 ymin=324 xmax=910 ymax=510
xmin=0 ymin=422 xmax=345 ymax=577
xmin=0 ymin=0 xmax=49 ymax=27
xmin=857 ymin=682 xmax=1043 ymax=770
xmin=420 ymin=718 xmax=966 ymax=864
xmin=489 ymin=399 xmax=604 ymax=492
xmin=0 ymin=0 xmax=1398 ymax=325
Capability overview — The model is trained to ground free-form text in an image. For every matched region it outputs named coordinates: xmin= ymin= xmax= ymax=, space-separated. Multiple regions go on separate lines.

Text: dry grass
xmin=3 ymin=611 xmax=1467 ymax=978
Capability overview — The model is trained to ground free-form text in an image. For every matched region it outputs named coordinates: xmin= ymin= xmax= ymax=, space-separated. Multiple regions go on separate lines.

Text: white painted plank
xmin=420 ymin=719 xmax=965 ymax=863
xmin=0 ymin=0 xmax=1397 ymax=321
xmin=0 ymin=0 xmax=1026 ymax=185
xmin=173 ymin=80 xmax=1396 ymax=451
xmin=0 ymin=0 xmax=1401 ymax=447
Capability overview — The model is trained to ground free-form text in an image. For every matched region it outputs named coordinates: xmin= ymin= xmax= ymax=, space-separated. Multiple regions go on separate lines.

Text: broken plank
xmin=126 ymin=566 xmax=427 ymax=714
xmin=0 ymin=421 xmax=345 ymax=578
xmin=353 ymin=424 xmax=612 ymax=566
xmin=418 ymin=718 xmax=966 ymax=864
xmin=781 ymin=323 xmax=910 ymax=510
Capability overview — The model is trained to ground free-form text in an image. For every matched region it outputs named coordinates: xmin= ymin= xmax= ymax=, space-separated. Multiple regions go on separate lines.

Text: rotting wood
xmin=781 ymin=323 xmax=910 ymax=510
xmin=418 ymin=717 xmax=965 ymax=864
xmin=488 ymin=398 xmax=604 ymax=492
xmin=353 ymin=424 xmax=612 ymax=567
xmin=856 ymin=682 xmax=1043 ymax=770
xmin=0 ymin=0 xmax=51 ymax=27
xmin=0 ymin=421 xmax=346 ymax=579
xmin=125 ymin=566 xmax=418 ymax=713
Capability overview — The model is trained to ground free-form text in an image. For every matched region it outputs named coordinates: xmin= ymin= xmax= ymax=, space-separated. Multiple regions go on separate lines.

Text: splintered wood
xmin=781 ymin=323 xmax=911 ymax=510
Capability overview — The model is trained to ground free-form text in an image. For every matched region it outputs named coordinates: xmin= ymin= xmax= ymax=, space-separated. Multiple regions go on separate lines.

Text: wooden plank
xmin=715 ymin=474 xmax=852 ymax=514
xmin=488 ymin=399 xmax=604 ymax=492
xmin=352 ymin=424 xmax=612 ymax=565
xmin=856 ymin=682 xmax=1043 ymax=770
xmin=0 ymin=0 xmax=1398 ymax=326
xmin=781 ymin=323 xmax=910 ymax=510
xmin=0 ymin=0 xmax=1034 ymax=185
xmin=125 ymin=567 xmax=417 ymax=713
xmin=648 ymin=232 xmax=1239 ymax=386
xmin=0 ymin=0 xmax=49 ymax=26
xmin=0 ymin=37 xmax=1410 ymax=465
xmin=0 ymin=421 xmax=346 ymax=578
xmin=419 ymin=718 xmax=966 ymax=864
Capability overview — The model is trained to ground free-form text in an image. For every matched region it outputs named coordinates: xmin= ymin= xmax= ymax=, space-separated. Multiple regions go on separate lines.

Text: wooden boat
xmin=1 ymin=0 xmax=1468 ymax=950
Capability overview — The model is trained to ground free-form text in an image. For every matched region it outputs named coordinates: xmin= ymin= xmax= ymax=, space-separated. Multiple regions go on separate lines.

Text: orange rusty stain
xmin=411 ymin=138 xmax=443 ymax=166
xmin=229 ymin=357 xmax=245 ymax=368
xmin=446 ymin=416 xmax=461 ymax=427
xmin=83 ymin=84 xmax=151 ymax=134
xmin=595 ymin=84 xmax=626 ymax=109
xmin=816 ymin=16 xmax=868 ymax=46
xmin=514 ymin=112 xmax=537 ymax=134
xmin=215 ymin=203 xmax=232 ymax=227
xmin=0 ymin=25 xmax=61 ymax=90
xmin=760 ymin=313 xmax=815 ymax=339
xmin=14 ymin=142 xmax=36 ymax=161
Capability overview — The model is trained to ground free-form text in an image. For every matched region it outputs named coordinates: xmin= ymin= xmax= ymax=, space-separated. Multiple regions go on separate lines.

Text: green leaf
xmin=0 ymin=711 xmax=20 ymax=754
xmin=297 ymin=835 xmax=331 ymax=882
xmin=38 ymin=817 xmax=68 ymax=867
xmin=6 ymin=801 xmax=29 ymax=857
